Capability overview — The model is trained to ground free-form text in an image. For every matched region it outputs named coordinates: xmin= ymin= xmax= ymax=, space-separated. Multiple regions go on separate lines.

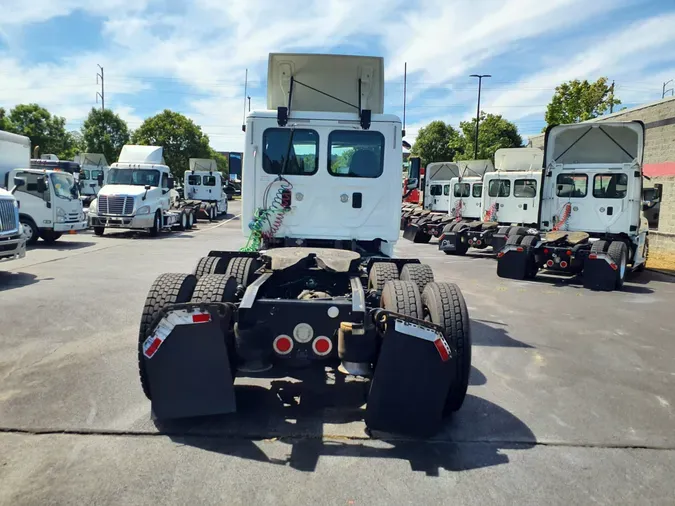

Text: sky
xmin=1 ymin=0 xmax=674 ymax=153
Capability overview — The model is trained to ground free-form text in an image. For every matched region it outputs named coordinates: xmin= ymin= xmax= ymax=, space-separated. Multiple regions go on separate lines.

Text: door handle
xmin=607 ymin=206 xmax=613 ymax=216
xmin=523 ymin=203 xmax=528 ymax=210
xmin=352 ymin=192 xmax=362 ymax=209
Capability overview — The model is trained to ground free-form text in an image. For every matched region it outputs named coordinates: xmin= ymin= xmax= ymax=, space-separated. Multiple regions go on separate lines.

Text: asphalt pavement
xmin=1 ymin=200 xmax=674 ymax=505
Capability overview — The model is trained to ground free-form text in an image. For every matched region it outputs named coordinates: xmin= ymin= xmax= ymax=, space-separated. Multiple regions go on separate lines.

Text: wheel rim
xmin=23 ymin=223 xmax=34 ymax=241
xmin=156 ymin=215 xmax=161 ymax=230
xmin=189 ymin=213 xmax=193 ymax=227
xmin=620 ymin=251 xmax=627 ymax=279
xmin=181 ymin=213 xmax=187 ymax=228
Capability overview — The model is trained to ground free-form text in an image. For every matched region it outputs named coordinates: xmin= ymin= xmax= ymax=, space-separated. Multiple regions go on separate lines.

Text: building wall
xmin=528 ymin=97 xmax=675 ymax=256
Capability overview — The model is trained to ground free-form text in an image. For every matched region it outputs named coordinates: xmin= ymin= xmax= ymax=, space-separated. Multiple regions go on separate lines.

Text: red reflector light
xmin=312 ymin=336 xmax=333 ymax=356
xmin=476 ymin=240 xmax=482 ymax=246
xmin=497 ymin=252 xmax=504 ymax=258
xmin=516 ymin=247 xmax=524 ymax=252
xmin=144 ymin=337 xmax=162 ymax=358
xmin=192 ymin=313 xmax=211 ymax=323
xmin=560 ymin=261 xmax=568 ymax=268
xmin=544 ymin=248 xmax=549 ymax=254
xmin=273 ymin=335 xmax=293 ymax=355
xmin=589 ymin=254 xmax=598 ymax=260
xmin=546 ymin=260 xmax=554 ymax=267
xmin=566 ymin=250 xmax=572 ymax=256
xmin=610 ymin=263 xmax=618 ymax=271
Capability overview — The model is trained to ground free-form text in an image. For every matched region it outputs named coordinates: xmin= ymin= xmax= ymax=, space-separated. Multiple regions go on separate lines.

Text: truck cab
xmin=242 ymin=54 xmax=401 ymax=257
xmin=184 ymin=158 xmax=228 ymax=218
xmin=448 ymin=176 xmax=483 ymax=221
xmin=75 ymin=153 xmax=109 ymax=205
xmin=0 ymin=185 xmax=26 ymax=264
xmin=89 ymin=145 xmax=180 ymax=236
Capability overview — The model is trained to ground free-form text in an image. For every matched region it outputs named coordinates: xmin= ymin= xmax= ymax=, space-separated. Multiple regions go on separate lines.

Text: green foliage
xmin=544 ymin=77 xmax=621 ymax=129
xmin=209 ymin=149 xmax=229 ymax=177
xmin=131 ymin=110 xmax=212 ymax=178
xmin=410 ymin=120 xmax=461 ymax=167
xmin=454 ymin=112 xmax=523 ymax=161
xmin=81 ymin=108 xmax=131 ymax=163
xmin=0 ymin=107 xmax=13 ymax=131
xmin=7 ymin=103 xmax=75 ymax=159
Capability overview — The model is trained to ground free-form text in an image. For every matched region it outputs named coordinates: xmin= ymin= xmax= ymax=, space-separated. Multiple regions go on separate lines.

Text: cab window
xmin=328 ymin=130 xmax=385 ymax=178
xmin=593 ymin=173 xmax=628 ymax=199
xmin=429 ymin=184 xmax=442 ymax=196
xmin=91 ymin=170 xmax=104 ymax=181
xmin=80 ymin=170 xmax=91 ymax=180
xmin=187 ymin=174 xmax=201 ymax=185
xmin=556 ymin=174 xmax=588 ymax=198
xmin=472 ymin=183 xmax=483 ymax=198
xmin=162 ymin=173 xmax=169 ymax=189
xmin=514 ymin=179 xmax=537 ymax=198
xmin=15 ymin=171 xmax=50 ymax=202
xmin=263 ymin=128 xmax=318 ymax=175
xmin=488 ymin=179 xmax=510 ymax=197
xmin=443 ymin=184 xmax=450 ymax=196
xmin=454 ymin=183 xmax=470 ymax=197
xmin=203 ymin=175 xmax=217 ymax=186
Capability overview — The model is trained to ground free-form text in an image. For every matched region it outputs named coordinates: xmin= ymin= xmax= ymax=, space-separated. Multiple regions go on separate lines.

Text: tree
xmin=131 ymin=110 xmax=212 ymax=178
xmin=8 ymin=103 xmax=75 ymax=158
xmin=209 ymin=149 xmax=229 ymax=177
xmin=0 ymin=107 xmax=13 ymax=131
xmin=544 ymin=77 xmax=621 ymax=129
xmin=81 ymin=108 xmax=131 ymax=163
xmin=455 ymin=112 xmax=523 ymax=161
xmin=410 ymin=121 xmax=461 ymax=167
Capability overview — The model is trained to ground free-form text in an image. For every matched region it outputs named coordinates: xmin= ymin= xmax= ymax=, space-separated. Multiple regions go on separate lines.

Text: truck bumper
xmin=54 ymin=220 xmax=88 ymax=233
xmin=90 ymin=214 xmax=154 ymax=229
xmin=0 ymin=233 xmax=26 ymax=262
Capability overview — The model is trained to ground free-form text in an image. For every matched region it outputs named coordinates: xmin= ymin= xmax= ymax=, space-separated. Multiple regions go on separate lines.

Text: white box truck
xmin=1 ymin=130 xmax=87 ymax=245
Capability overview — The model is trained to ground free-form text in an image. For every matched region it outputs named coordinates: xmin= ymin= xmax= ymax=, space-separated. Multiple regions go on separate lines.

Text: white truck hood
xmin=98 ymin=185 xmax=150 ymax=197
xmin=0 ymin=187 xmax=14 ymax=198
xmin=545 ymin=121 xmax=645 ymax=166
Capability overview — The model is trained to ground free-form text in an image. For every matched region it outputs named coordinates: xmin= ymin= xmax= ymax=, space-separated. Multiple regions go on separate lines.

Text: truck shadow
xmin=0 ymin=271 xmax=45 ymax=291
xmin=29 ymin=241 xmax=96 ymax=251
xmin=472 ymin=319 xmax=534 ymax=348
xmin=160 ymin=368 xmax=534 ymax=475
xmin=525 ymin=273 xmax=655 ymax=294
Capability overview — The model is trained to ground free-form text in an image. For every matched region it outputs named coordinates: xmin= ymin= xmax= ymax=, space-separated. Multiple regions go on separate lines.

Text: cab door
xmin=160 ymin=172 xmax=171 ymax=211
xmin=588 ymin=166 xmax=638 ymax=234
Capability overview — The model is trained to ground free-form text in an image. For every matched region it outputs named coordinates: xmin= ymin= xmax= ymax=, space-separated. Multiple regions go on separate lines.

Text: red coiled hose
xmin=553 ymin=203 xmax=572 ymax=231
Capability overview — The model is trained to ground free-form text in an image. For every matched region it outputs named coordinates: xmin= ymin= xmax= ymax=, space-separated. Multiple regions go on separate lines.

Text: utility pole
xmin=96 ymin=65 xmax=105 ymax=110
xmin=609 ymin=80 xmax=615 ymax=113
xmin=469 ymin=74 xmax=491 ymax=160
xmin=663 ymin=79 xmax=674 ymax=99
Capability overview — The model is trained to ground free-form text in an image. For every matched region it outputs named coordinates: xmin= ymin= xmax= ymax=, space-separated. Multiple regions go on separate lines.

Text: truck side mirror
xmin=97 ymin=173 xmax=104 ymax=186
xmin=37 ymin=177 xmax=47 ymax=193
xmin=167 ymin=177 xmax=175 ymax=189
xmin=654 ymin=183 xmax=663 ymax=201
xmin=407 ymin=177 xmax=419 ymax=190
xmin=409 ymin=157 xmax=421 ymax=181
xmin=11 ymin=177 xmax=26 ymax=194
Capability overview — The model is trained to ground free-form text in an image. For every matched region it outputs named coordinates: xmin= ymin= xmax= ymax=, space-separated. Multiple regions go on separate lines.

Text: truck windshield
xmin=50 ymin=172 xmax=79 ymax=200
xmin=108 ymin=168 xmax=160 ymax=186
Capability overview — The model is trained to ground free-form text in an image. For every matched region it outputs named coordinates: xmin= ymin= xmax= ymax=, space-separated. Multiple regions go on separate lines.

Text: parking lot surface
xmin=1 ymin=200 xmax=675 ymax=505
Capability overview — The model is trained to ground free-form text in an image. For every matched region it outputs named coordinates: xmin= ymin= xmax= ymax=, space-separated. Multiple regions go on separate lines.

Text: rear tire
xmin=421 ymin=282 xmax=471 ymax=414
xmin=186 ymin=211 xmax=194 ymax=230
xmin=40 ymin=231 xmax=62 ymax=244
xmin=138 ymin=273 xmax=197 ymax=399
xmin=191 ymin=274 xmax=239 ymax=303
xmin=177 ymin=211 xmax=187 ymax=231
xmin=380 ymin=280 xmax=422 ymax=319
xmin=368 ymin=262 xmax=400 ymax=296
xmin=225 ymin=257 xmax=259 ymax=287
xmin=94 ymin=226 xmax=105 ymax=236
xmin=194 ymin=256 xmax=229 ymax=280
xmin=20 ymin=217 xmax=39 ymax=245
xmin=399 ymin=263 xmax=434 ymax=291
xmin=607 ymin=241 xmax=629 ymax=289
xmin=636 ymin=236 xmax=648 ymax=272
xmin=149 ymin=211 xmax=161 ymax=237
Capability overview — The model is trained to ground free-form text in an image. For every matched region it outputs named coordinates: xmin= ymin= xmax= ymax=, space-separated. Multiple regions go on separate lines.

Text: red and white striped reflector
xmin=312 ymin=336 xmax=333 ymax=356
xmin=589 ymin=253 xmax=598 ymax=260
xmin=143 ymin=309 xmax=211 ymax=359
xmin=394 ymin=319 xmax=451 ymax=362
xmin=497 ymin=252 xmax=504 ymax=258
xmin=610 ymin=263 xmax=618 ymax=271
xmin=273 ymin=335 xmax=293 ymax=355
xmin=516 ymin=247 xmax=524 ymax=252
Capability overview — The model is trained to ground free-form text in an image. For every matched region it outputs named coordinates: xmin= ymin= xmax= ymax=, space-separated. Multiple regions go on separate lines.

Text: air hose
xmin=240 ymin=179 xmax=293 ymax=252
xmin=454 ymin=199 xmax=463 ymax=222
xmin=553 ymin=203 xmax=572 ymax=231
xmin=484 ymin=202 xmax=498 ymax=222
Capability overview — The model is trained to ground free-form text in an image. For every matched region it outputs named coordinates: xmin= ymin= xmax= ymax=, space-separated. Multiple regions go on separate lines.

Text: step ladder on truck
xmin=136 ymin=53 xmax=473 ymax=438
xmin=496 ymin=121 xmax=648 ymax=291
xmin=403 ymin=160 xmax=494 ymax=243
xmin=439 ymin=148 xmax=544 ymax=255
xmin=183 ymin=158 xmax=229 ymax=221
xmin=88 ymin=145 xmax=202 ymax=236
xmin=1 ymin=130 xmax=87 ymax=245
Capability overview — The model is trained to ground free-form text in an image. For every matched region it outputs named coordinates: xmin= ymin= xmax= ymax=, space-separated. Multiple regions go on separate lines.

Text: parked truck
xmin=1 ymin=130 xmax=87 ymax=245
xmin=183 ymin=158 xmax=229 ymax=220
xmin=496 ymin=121 xmax=648 ymax=291
xmin=0 ymin=182 xmax=26 ymax=266
xmin=439 ymin=148 xmax=544 ymax=255
xmin=88 ymin=145 xmax=199 ymax=236
xmin=136 ymin=53 xmax=472 ymax=438
xmin=75 ymin=153 xmax=109 ymax=207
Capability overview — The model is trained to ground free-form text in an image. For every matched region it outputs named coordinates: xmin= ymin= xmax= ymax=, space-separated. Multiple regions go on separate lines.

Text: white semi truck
xmin=183 ymin=158 xmax=228 ymax=220
xmin=0 ymin=184 xmax=25 ymax=265
xmin=88 ymin=145 xmax=198 ymax=236
xmin=439 ymin=148 xmax=544 ymax=255
xmin=75 ymin=153 xmax=109 ymax=206
xmin=136 ymin=53 xmax=471 ymax=438
xmin=1 ymin=130 xmax=87 ymax=245
xmin=497 ymin=122 xmax=648 ymax=291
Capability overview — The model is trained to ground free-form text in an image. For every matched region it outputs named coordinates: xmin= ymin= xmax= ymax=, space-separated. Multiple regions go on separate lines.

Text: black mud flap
xmin=366 ymin=315 xmax=455 ymax=438
xmin=438 ymin=231 xmax=460 ymax=252
xmin=491 ymin=233 xmax=507 ymax=252
xmin=402 ymin=222 xmax=429 ymax=242
xmin=583 ymin=259 xmax=617 ymax=291
xmin=143 ymin=303 xmax=237 ymax=420
xmin=497 ymin=249 xmax=531 ymax=280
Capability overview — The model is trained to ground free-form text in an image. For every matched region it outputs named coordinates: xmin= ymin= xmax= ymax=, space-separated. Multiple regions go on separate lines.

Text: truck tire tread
xmin=399 ymin=263 xmax=434 ymax=291
xmin=191 ymin=274 xmax=238 ymax=303
xmin=368 ymin=262 xmax=400 ymax=295
xmin=380 ymin=280 xmax=422 ymax=319
xmin=225 ymin=256 xmax=257 ymax=287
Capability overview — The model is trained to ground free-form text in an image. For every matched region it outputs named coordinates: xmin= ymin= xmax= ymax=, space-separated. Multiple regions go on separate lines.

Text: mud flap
xmin=403 ymin=222 xmax=430 ymax=243
xmin=366 ymin=317 xmax=455 ymax=437
xmin=438 ymin=231 xmax=460 ymax=252
xmin=143 ymin=304 xmax=237 ymax=419
xmin=583 ymin=259 xmax=618 ymax=291
xmin=491 ymin=233 xmax=507 ymax=252
xmin=497 ymin=249 xmax=531 ymax=280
